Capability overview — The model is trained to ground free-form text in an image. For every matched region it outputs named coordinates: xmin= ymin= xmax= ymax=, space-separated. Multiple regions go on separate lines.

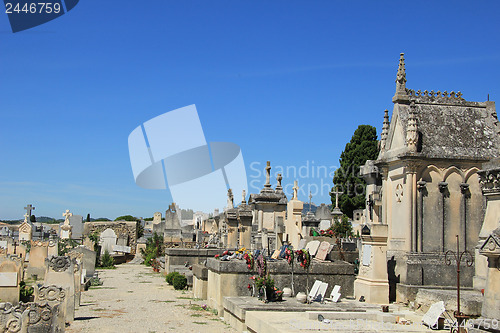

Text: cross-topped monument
xmin=264 ymin=161 xmax=271 ymax=188
xmin=62 ymin=209 xmax=73 ymax=223
xmin=330 ymin=186 xmax=344 ymax=209
xmin=308 ymin=191 xmax=313 ymax=212
xmin=24 ymin=204 xmax=35 ymax=219
xmin=23 ymin=213 xmax=29 ymax=223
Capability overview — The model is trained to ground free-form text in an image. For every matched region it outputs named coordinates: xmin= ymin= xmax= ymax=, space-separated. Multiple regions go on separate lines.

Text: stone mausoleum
xmin=360 ymin=53 xmax=500 ymax=303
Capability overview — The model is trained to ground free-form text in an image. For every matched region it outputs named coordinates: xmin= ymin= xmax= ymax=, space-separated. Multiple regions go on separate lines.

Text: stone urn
xmin=283 ymin=287 xmax=292 ymax=298
xmin=296 ymin=292 xmax=307 ymax=303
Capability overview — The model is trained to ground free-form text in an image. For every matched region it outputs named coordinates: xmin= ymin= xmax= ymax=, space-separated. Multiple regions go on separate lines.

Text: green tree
xmin=136 ymin=221 xmax=144 ymax=239
xmin=330 ymin=215 xmax=353 ymax=238
xmin=30 ymin=215 xmax=36 ymax=223
xmin=86 ymin=214 xmax=91 ymax=222
xmin=140 ymin=232 xmax=164 ymax=266
xmin=332 ymin=125 xmax=379 ymax=218
xmin=114 ymin=215 xmax=136 ymax=221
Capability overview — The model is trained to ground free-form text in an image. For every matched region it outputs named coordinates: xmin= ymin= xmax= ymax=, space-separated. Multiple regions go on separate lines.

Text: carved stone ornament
xmin=48 ymin=240 xmax=57 ymax=248
xmin=26 ymin=303 xmax=53 ymax=327
xmin=46 ymin=256 xmax=71 ymax=272
xmin=0 ymin=302 xmax=26 ymax=333
xmin=38 ymin=285 xmax=66 ymax=302
xmin=395 ymin=184 xmax=404 ymax=203
xmin=480 ymin=228 xmax=500 ymax=259
xmin=31 ymin=241 xmax=49 ymax=248
xmin=478 ymin=169 xmax=500 ymax=194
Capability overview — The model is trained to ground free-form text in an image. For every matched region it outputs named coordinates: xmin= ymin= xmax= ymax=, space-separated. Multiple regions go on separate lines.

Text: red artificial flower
xmin=247 ymin=284 xmax=252 ymax=290
xmin=215 ymin=254 xmax=220 ymax=259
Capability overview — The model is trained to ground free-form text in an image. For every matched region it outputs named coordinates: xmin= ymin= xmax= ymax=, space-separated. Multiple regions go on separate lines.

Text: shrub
xmin=172 ymin=274 xmax=187 ymax=290
xmin=100 ymin=250 xmax=115 ymax=268
xmin=19 ymin=281 xmax=33 ymax=302
xmin=166 ymin=271 xmax=181 ymax=285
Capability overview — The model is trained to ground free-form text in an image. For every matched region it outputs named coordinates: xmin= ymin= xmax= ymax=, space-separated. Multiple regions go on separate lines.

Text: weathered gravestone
xmin=72 ymin=246 xmax=96 ymax=278
xmin=69 ymin=215 xmax=84 ymax=239
xmin=44 ymin=256 xmax=75 ymax=323
xmin=297 ymin=238 xmax=307 ymax=250
xmin=315 ymin=241 xmax=331 ymax=261
xmin=67 ymin=252 xmax=84 ymax=308
xmin=22 ymin=302 xmax=62 ymax=332
xmin=47 ymin=240 xmax=58 ymax=257
xmin=34 ymin=284 xmax=68 ymax=326
xmin=27 ymin=241 xmax=49 ymax=279
xmin=100 ymin=228 xmax=117 ymax=255
xmin=305 ymin=240 xmax=320 ymax=257
xmin=0 ymin=240 xmax=7 ymax=250
xmin=0 ymin=255 xmax=23 ymax=303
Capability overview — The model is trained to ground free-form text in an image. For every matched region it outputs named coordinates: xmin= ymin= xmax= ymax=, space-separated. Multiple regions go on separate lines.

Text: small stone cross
xmin=330 ymin=187 xmax=344 ymax=209
xmin=62 ymin=210 xmax=73 ymax=224
xmin=24 ymin=204 xmax=35 ymax=218
xmin=308 ymin=191 xmax=313 ymax=212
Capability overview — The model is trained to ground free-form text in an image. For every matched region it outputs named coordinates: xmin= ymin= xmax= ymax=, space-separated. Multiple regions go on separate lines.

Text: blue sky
xmin=1 ymin=1 xmax=500 ymax=220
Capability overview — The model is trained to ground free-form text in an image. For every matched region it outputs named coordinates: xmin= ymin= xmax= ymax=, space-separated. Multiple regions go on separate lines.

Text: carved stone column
xmin=417 ymin=180 xmax=427 ymax=253
xmin=438 ymin=182 xmax=449 ymax=252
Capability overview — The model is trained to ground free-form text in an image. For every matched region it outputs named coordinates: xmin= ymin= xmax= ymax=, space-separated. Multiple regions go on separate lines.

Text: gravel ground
xmin=67 ymin=263 xmax=236 ymax=333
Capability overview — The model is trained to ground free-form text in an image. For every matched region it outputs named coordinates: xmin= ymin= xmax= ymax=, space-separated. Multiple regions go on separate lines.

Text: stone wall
xmin=83 ymin=221 xmax=137 ymax=255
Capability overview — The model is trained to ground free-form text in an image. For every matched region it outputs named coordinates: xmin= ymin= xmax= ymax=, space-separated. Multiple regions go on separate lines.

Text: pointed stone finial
xmin=264 ymin=161 xmax=271 ymax=188
xmin=292 ymin=180 xmax=299 ymax=200
xmin=227 ymin=189 xmax=234 ymax=209
xmin=380 ymin=109 xmax=390 ymax=151
xmin=393 ymin=53 xmax=409 ymax=103
xmin=308 ymin=191 xmax=313 ymax=212
xmin=241 ymin=189 xmax=246 ymax=204
xmin=406 ymin=100 xmax=419 ymax=152
xmin=276 ymin=174 xmax=282 ymax=188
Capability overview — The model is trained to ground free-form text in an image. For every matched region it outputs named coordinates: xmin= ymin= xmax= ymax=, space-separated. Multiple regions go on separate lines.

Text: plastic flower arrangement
xmin=295 ymin=249 xmax=311 ymax=269
xmin=284 ymin=245 xmax=294 ymax=265
xmin=243 ymin=252 xmax=254 ymax=270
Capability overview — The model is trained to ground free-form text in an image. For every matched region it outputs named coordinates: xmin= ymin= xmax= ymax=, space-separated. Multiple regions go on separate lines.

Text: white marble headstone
xmin=422 ymin=301 xmax=446 ymax=328
xmin=305 ymin=240 xmax=321 ymax=256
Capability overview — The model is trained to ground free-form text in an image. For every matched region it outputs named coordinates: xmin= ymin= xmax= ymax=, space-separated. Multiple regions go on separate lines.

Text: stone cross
xmin=62 ymin=210 xmax=73 ymax=224
xmin=293 ymin=180 xmax=299 ymax=200
xmin=24 ymin=204 xmax=35 ymax=218
xmin=309 ymin=191 xmax=313 ymax=212
xmin=241 ymin=189 xmax=246 ymax=204
xmin=330 ymin=187 xmax=343 ymax=209
xmin=264 ymin=161 xmax=271 ymax=187
xmin=24 ymin=213 xmax=29 ymax=223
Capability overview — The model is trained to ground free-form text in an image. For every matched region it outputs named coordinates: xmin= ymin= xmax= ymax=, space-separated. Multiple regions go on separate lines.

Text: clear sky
xmin=1 ymin=1 xmax=500 ymax=220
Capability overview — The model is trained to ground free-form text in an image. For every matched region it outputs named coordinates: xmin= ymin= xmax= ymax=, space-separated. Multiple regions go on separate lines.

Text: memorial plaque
xmin=0 ymin=240 xmax=7 ymax=249
xmin=362 ymin=244 xmax=372 ymax=266
xmin=271 ymin=250 xmax=280 ymax=260
xmin=305 ymin=240 xmax=320 ymax=256
xmin=315 ymin=241 xmax=331 ymax=261
xmin=112 ymin=244 xmax=131 ymax=253
xmin=422 ymin=301 xmax=445 ymax=329
xmin=330 ymin=285 xmax=341 ymax=302
xmin=0 ymin=272 xmax=18 ymax=287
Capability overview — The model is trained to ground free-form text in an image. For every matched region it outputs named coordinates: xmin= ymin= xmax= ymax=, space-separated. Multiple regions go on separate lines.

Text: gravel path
xmin=67 ymin=263 xmax=236 ymax=333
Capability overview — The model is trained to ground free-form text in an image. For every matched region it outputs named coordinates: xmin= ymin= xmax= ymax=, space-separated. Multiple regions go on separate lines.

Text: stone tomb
xmin=72 ymin=246 xmax=96 ymax=278
xmin=0 ymin=302 xmax=64 ymax=333
xmin=34 ymin=284 xmax=68 ymax=326
xmin=27 ymin=241 xmax=49 ymax=279
xmin=44 ymin=255 xmax=76 ymax=323
xmin=204 ymin=258 xmax=355 ymax=315
xmin=100 ymin=228 xmax=117 ymax=255
xmin=47 ymin=239 xmax=58 ymax=257
xmin=69 ymin=214 xmax=84 ymax=239
xmin=0 ymin=255 xmax=23 ymax=303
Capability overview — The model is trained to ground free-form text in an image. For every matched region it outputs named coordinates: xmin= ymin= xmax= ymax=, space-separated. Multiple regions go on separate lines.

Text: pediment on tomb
xmin=19 ymin=222 xmax=31 ymax=233
xmin=480 ymin=233 xmax=500 ymax=258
